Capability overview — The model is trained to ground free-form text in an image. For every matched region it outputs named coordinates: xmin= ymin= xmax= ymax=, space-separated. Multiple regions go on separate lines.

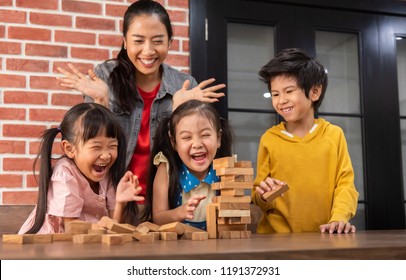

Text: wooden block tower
xmin=206 ymin=155 xmax=253 ymax=239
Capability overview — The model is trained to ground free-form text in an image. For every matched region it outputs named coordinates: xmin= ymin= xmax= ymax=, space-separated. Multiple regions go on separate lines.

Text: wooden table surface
xmin=1 ymin=230 xmax=406 ymax=260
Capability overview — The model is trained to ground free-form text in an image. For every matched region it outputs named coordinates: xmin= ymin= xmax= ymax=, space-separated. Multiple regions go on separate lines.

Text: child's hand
xmin=319 ymin=221 xmax=356 ymax=234
xmin=116 ymin=171 xmax=145 ymax=204
xmin=182 ymin=194 xmax=206 ymax=220
xmin=172 ymin=78 xmax=226 ymax=110
xmin=255 ymin=177 xmax=286 ymax=197
xmin=56 ymin=63 xmax=109 ymax=107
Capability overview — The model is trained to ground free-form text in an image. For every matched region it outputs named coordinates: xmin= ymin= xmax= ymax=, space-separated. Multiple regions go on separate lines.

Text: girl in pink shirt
xmin=19 ymin=103 xmax=144 ymax=234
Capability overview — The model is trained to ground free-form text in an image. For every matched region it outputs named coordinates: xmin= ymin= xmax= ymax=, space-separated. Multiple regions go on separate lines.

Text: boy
xmin=253 ymin=48 xmax=359 ymax=234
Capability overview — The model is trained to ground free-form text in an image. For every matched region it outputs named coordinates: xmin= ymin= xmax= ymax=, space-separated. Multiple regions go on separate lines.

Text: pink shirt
xmin=19 ymin=157 xmax=116 ymax=234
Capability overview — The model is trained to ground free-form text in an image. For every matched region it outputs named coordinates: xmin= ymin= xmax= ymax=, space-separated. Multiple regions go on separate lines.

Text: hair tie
xmin=57 ymin=127 xmax=61 ymax=133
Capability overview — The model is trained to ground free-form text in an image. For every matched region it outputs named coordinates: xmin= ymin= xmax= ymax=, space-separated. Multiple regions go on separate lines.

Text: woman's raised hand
xmin=172 ymin=78 xmax=226 ymax=110
xmin=56 ymin=63 xmax=109 ymax=108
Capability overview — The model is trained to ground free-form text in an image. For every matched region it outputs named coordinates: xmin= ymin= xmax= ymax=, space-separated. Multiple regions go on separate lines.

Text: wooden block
xmin=138 ymin=233 xmax=157 ymax=243
xmin=218 ymin=217 xmax=251 ymax=225
xmin=159 ymin=222 xmax=185 ymax=235
xmin=160 ymin=232 xmax=178 ymax=241
xmin=102 ymin=235 xmax=123 ymax=245
xmin=34 ymin=234 xmax=53 ymax=243
xmin=221 ymin=189 xmax=245 ymax=196
xmin=52 ymin=233 xmax=73 ymax=241
xmin=240 ymin=230 xmax=252 ymax=238
xmin=65 ymin=220 xmax=92 ymax=234
xmin=211 ymin=181 xmax=253 ymax=190
xmin=135 ymin=224 xmax=150 ymax=234
xmin=72 ymin=234 xmax=102 ymax=244
xmin=263 ymin=184 xmax=289 ymax=202
xmin=219 ymin=231 xmax=241 ymax=239
xmin=218 ymin=209 xmax=250 ymax=218
xmin=212 ymin=195 xmax=251 ymax=203
xmin=213 ymin=156 xmax=236 ymax=169
xmin=217 ymin=224 xmax=247 ymax=231
xmin=206 ymin=203 xmax=218 ymax=239
xmin=2 ymin=234 xmax=35 ymax=244
xmin=234 ymin=161 xmax=252 ymax=168
xmin=91 ymin=223 xmax=103 ymax=230
xmin=137 ymin=221 xmax=160 ymax=232
xmin=88 ymin=229 xmax=107 ymax=235
xmin=217 ymin=202 xmax=251 ymax=210
xmin=97 ymin=216 xmax=134 ymax=233
xmin=215 ymin=167 xmax=254 ymax=176
xmin=181 ymin=232 xmax=193 ymax=240
xmin=191 ymin=232 xmax=209 ymax=241
xmin=180 ymin=223 xmax=205 ymax=233
xmin=222 ymin=175 xmax=254 ymax=182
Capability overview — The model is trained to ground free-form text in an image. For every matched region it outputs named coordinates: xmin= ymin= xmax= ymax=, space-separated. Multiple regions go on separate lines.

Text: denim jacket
xmin=86 ymin=61 xmax=198 ymax=167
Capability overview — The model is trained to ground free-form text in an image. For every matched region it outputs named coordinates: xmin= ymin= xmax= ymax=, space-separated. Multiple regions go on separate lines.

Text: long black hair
xmin=143 ymin=100 xmax=233 ymax=221
xmin=25 ymin=103 xmax=129 ymax=233
xmin=110 ymin=0 xmax=173 ymax=112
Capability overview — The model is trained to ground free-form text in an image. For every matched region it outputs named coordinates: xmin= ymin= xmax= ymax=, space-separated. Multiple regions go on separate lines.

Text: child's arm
xmin=111 ymin=171 xmax=144 ymax=223
xmin=152 ymin=163 xmax=206 ymax=225
xmin=319 ymin=221 xmax=356 ymax=234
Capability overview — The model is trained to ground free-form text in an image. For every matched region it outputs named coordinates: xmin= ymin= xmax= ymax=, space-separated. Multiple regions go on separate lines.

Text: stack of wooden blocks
xmin=2 ymin=217 xmax=208 ymax=245
xmin=206 ymin=155 xmax=254 ymax=239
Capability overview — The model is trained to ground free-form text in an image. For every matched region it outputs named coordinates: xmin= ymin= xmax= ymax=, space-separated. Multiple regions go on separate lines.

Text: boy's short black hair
xmin=259 ymin=48 xmax=328 ymax=111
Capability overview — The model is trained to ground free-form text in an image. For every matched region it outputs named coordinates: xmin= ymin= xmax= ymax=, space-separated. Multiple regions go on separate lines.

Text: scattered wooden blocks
xmin=2 ymin=234 xmax=35 ymax=244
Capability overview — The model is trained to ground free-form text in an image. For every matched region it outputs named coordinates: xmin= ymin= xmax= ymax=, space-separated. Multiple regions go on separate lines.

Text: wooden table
xmin=1 ymin=230 xmax=406 ymax=260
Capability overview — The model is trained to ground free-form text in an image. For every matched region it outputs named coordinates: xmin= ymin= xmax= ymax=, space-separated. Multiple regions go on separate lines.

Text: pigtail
xmin=216 ymin=117 xmax=234 ymax=158
xmin=25 ymin=127 xmax=61 ymax=234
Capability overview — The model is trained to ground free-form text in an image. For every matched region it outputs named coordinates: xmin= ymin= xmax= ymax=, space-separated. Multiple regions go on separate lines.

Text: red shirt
xmin=128 ymin=83 xmax=160 ymax=203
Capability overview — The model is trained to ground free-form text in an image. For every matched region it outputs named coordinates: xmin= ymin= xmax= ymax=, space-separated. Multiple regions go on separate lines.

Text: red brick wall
xmin=0 ymin=0 xmax=190 ymax=205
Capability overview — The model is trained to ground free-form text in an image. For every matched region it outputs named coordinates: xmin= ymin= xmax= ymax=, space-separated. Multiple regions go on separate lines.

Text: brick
xmin=172 ymin=25 xmax=189 ymax=37
xmin=2 ymin=191 xmax=38 ymax=204
xmin=165 ymin=54 xmax=189 ymax=67
xmin=8 ymin=26 xmax=51 ymax=41
xmin=76 ymin=17 xmax=115 ymax=31
xmin=25 ymin=43 xmax=67 ymax=58
xmin=0 ymin=0 xmax=13 ymax=6
xmin=99 ymin=34 xmax=123 ymax=47
xmin=0 ymin=74 xmax=26 ymax=88
xmin=4 ymin=91 xmax=48 ymax=105
xmin=170 ymin=39 xmax=180 ymax=52
xmin=55 ymin=30 xmax=96 ymax=45
xmin=62 ymin=0 xmax=102 ymax=15
xmin=0 ymin=108 xmax=26 ymax=120
xmin=71 ymin=47 xmax=110 ymax=61
xmin=6 ymin=58 xmax=49 ymax=72
xmin=168 ymin=10 xmax=187 ymax=23
xmin=0 ymin=140 xmax=25 ymax=154
xmin=0 ymin=25 xmax=5 ymax=37
xmin=16 ymin=0 xmax=58 ymax=10
xmin=51 ymin=93 xmax=84 ymax=107
xmin=0 ymin=10 xmax=26 ymax=23
xmin=106 ymin=4 xmax=127 ymax=17
xmin=168 ymin=0 xmax=189 ymax=9
xmin=53 ymin=61 xmax=95 ymax=74
xmin=3 ymin=124 xmax=46 ymax=138
xmin=30 ymin=76 xmax=64 ymax=90
xmin=3 ymin=157 xmax=36 ymax=171
xmin=30 ymin=12 xmax=72 ymax=27
xmin=26 ymin=174 xmax=39 ymax=188
xmin=30 ymin=108 xmax=67 ymax=122
xmin=0 ymin=42 xmax=21 ymax=55
xmin=0 ymin=174 xmax=23 ymax=188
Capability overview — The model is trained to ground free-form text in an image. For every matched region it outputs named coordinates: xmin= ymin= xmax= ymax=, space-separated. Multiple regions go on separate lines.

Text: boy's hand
xmin=56 ymin=63 xmax=109 ymax=107
xmin=182 ymin=195 xmax=206 ymax=220
xmin=319 ymin=221 xmax=356 ymax=234
xmin=116 ymin=171 xmax=145 ymax=204
xmin=255 ymin=177 xmax=286 ymax=197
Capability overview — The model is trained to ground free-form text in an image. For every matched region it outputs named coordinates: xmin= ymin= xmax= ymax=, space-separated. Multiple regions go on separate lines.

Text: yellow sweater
xmin=252 ymin=118 xmax=359 ymax=233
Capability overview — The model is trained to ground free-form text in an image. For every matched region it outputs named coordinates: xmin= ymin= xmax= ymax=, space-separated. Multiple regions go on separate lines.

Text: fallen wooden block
xmin=158 ymin=222 xmax=185 ymax=235
xmin=137 ymin=221 xmax=160 ymax=232
xmin=191 ymin=232 xmax=209 ymax=241
xmin=52 ymin=233 xmax=73 ymax=241
xmin=159 ymin=232 xmax=177 ymax=241
xmin=263 ymin=184 xmax=289 ymax=202
xmin=2 ymin=234 xmax=34 ymax=244
xmin=33 ymin=234 xmax=53 ymax=243
xmin=65 ymin=220 xmax=92 ymax=234
xmin=97 ymin=216 xmax=134 ymax=233
xmin=72 ymin=234 xmax=102 ymax=244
